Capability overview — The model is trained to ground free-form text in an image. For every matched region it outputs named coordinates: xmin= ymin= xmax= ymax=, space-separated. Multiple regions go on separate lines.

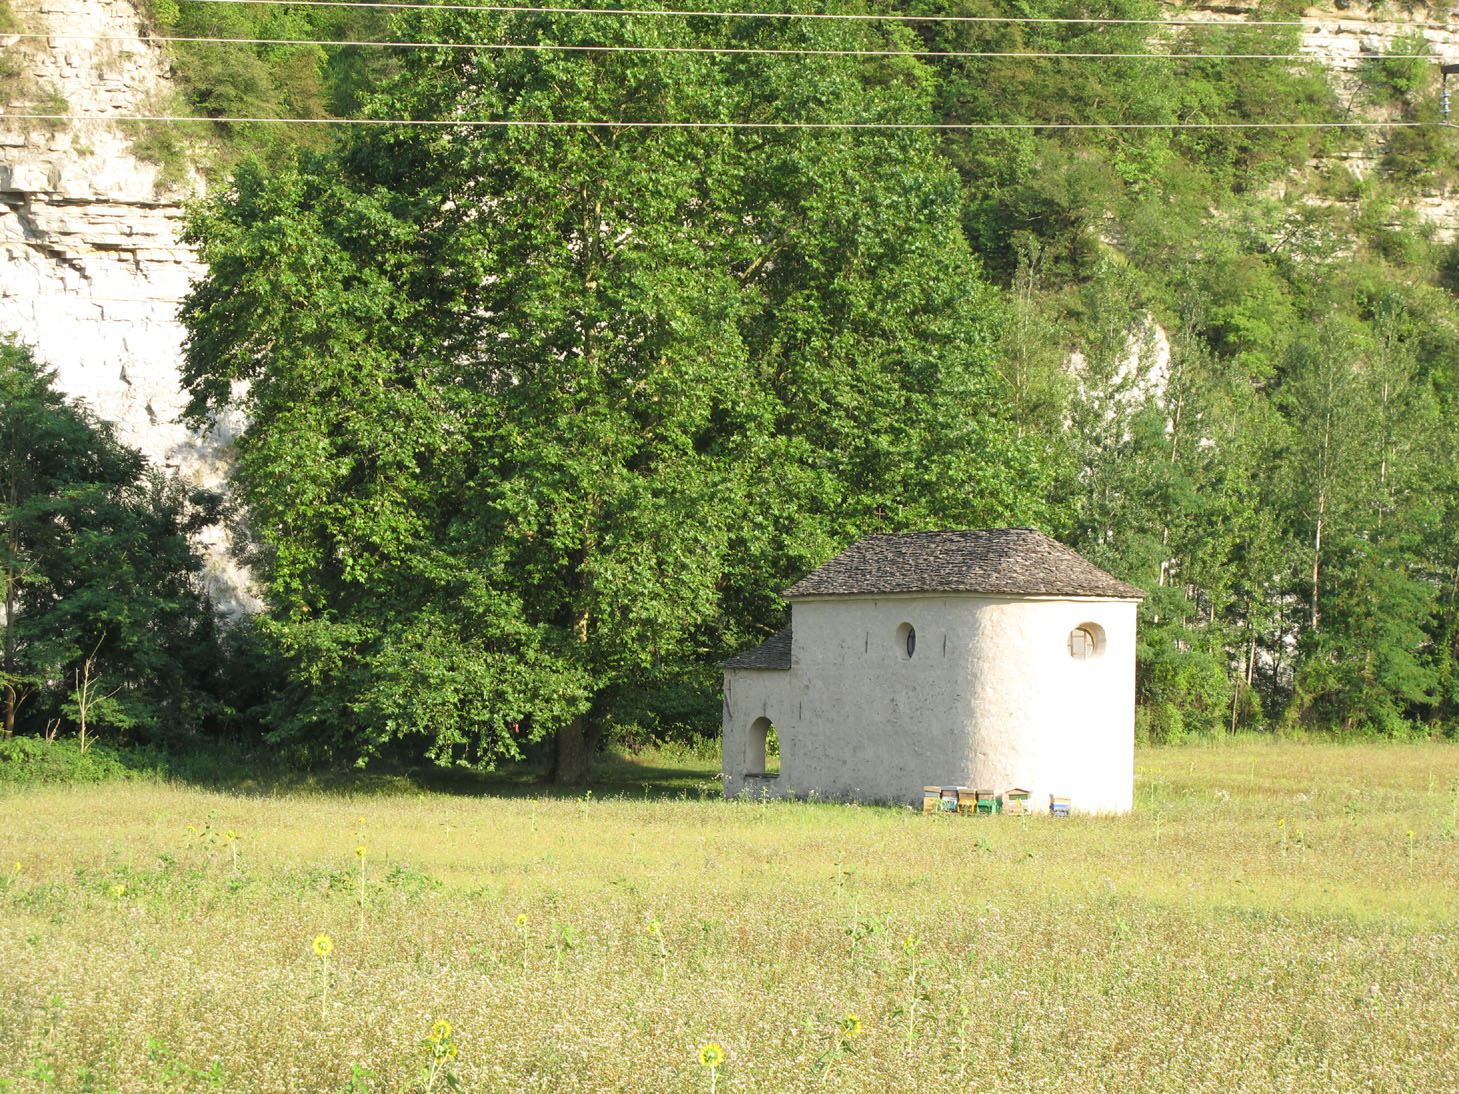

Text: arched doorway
xmin=746 ymin=716 xmax=780 ymax=778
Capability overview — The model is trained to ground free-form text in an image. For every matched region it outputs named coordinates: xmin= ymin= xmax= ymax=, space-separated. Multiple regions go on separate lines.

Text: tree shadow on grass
xmin=1 ymin=737 xmax=726 ymax=801
xmin=130 ymin=740 xmax=725 ymax=802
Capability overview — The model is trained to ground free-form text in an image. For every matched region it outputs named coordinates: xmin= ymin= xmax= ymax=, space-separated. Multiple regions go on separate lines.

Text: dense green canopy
xmin=180 ymin=7 xmax=1045 ymax=777
xmin=1 ymin=339 xmax=221 ymax=746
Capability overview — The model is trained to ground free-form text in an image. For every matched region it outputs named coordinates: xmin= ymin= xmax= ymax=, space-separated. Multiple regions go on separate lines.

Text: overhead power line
xmin=13 ymin=33 xmax=1433 ymax=59
xmin=151 ymin=0 xmax=1459 ymax=31
xmin=2 ymin=113 xmax=1444 ymax=129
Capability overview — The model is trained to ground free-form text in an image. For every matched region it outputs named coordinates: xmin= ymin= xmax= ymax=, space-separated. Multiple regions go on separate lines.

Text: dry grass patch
xmin=1 ymin=738 xmax=1456 ymax=1091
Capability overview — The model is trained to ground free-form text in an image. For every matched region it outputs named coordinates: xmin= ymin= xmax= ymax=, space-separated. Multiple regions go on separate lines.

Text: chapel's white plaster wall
xmin=720 ymin=669 xmax=792 ymax=799
xmin=722 ymin=594 xmax=1138 ymax=812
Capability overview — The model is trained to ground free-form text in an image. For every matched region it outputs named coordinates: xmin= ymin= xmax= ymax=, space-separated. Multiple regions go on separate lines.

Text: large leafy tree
xmin=181 ymin=8 xmax=1047 ymax=779
xmin=0 ymin=337 xmax=220 ymax=745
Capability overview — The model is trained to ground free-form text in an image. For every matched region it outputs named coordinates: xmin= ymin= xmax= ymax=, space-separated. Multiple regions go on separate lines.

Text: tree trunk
xmin=75 ymin=663 xmax=90 ymax=755
xmin=3 ymin=506 xmax=17 ymax=739
xmin=548 ymin=715 xmax=594 ymax=786
xmin=549 ymin=594 xmax=595 ymax=786
xmin=1311 ymin=501 xmax=1324 ymax=635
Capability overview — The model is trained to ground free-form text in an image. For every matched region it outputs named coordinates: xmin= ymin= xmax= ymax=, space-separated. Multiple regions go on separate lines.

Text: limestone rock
xmin=0 ymin=0 xmax=259 ymax=615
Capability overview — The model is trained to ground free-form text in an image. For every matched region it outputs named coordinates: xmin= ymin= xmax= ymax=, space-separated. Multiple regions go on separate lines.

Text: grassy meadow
xmin=1 ymin=738 xmax=1456 ymax=1092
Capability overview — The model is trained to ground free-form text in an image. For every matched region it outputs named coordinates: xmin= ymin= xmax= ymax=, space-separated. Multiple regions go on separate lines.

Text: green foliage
xmin=0 ymin=338 xmax=223 ymax=747
xmin=1360 ymin=32 xmax=1432 ymax=107
xmin=137 ymin=0 xmax=401 ymax=169
xmin=142 ymin=0 xmax=1459 ymax=754
xmin=0 ymin=736 xmax=144 ymax=784
xmin=913 ymin=0 xmax=1347 ymax=282
xmin=180 ymin=11 xmax=1047 ymax=778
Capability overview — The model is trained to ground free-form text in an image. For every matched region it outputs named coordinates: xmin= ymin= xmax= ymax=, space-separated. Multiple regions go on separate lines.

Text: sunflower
xmin=841 ymin=1013 xmax=862 ymax=1039
xmin=312 ymin=934 xmax=333 ymax=956
xmin=432 ymin=1019 xmax=452 ymax=1043
xmin=516 ymin=913 xmax=528 ymax=928
xmin=355 ymin=845 xmax=366 ymax=859
xmin=697 ymin=1043 xmax=725 ymax=1069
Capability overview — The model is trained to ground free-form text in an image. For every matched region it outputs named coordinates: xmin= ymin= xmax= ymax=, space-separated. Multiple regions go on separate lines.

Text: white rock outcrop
xmin=0 ymin=0 xmax=257 ymax=614
xmin=1164 ymin=1 xmax=1459 ymax=79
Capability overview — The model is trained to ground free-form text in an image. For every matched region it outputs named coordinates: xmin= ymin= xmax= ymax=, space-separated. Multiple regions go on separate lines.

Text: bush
xmin=1359 ymin=33 xmax=1431 ymax=107
xmin=0 ymin=737 xmax=148 ymax=785
xmin=0 ymin=737 xmax=284 ymax=787
xmin=1137 ymin=701 xmax=1186 ymax=745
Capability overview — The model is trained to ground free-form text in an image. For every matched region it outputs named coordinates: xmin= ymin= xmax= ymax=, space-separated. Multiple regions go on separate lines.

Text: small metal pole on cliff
xmin=1442 ymin=63 xmax=1459 ymax=118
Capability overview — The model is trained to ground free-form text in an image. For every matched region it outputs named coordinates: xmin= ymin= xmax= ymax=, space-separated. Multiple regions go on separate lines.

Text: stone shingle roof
xmin=720 ymin=626 xmax=792 ymax=671
xmin=782 ymin=529 xmax=1145 ymax=600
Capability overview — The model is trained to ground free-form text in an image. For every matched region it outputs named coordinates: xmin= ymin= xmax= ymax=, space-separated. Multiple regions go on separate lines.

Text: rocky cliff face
xmin=0 ymin=0 xmax=256 ymax=613
xmin=1168 ymin=2 xmax=1459 ymax=242
xmin=1166 ymin=0 xmax=1459 ymax=80
xmin=0 ymin=0 xmax=1454 ymax=620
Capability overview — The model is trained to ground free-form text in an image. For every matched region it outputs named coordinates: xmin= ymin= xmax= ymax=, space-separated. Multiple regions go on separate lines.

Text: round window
xmin=1068 ymin=622 xmax=1106 ymax=660
xmin=896 ymin=622 xmax=916 ymax=660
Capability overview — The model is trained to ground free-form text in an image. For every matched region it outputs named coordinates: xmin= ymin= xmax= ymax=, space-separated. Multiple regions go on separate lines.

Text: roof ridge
xmin=781 ymin=528 xmax=1144 ymax=601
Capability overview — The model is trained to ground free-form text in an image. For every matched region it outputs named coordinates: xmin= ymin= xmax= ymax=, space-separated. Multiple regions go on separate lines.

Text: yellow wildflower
xmin=312 ymin=934 xmax=333 ymax=957
xmin=697 ymin=1043 xmax=725 ymax=1068
xmin=841 ymin=1013 xmax=862 ymax=1039
xmin=355 ymin=845 xmax=366 ymax=859
xmin=431 ymin=1019 xmax=452 ymax=1043
xmin=516 ymin=913 xmax=528 ymax=928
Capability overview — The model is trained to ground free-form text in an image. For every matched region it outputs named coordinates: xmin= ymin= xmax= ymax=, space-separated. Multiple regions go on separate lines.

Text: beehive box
xmin=1049 ymin=795 xmax=1071 ymax=818
xmin=922 ymin=787 xmax=941 ymax=814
